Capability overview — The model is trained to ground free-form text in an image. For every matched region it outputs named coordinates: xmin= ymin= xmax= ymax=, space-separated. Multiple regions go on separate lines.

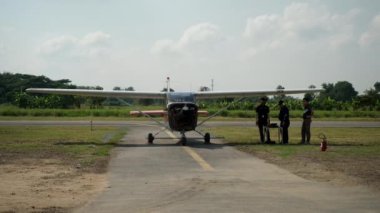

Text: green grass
xmin=0 ymin=105 xmax=164 ymax=117
xmin=1 ymin=105 xmax=379 ymax=120
xmin=206 ymin=126 xmax=380 ymax=189
xmin=0 ymin=126 xmax=127 ymax=171
xmin=205 ymin=126 xmax=380 ymax=157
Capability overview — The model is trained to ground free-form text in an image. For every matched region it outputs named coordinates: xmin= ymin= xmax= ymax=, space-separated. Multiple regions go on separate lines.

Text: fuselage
xmin=166 ymin=92 xmax=198 ymax=132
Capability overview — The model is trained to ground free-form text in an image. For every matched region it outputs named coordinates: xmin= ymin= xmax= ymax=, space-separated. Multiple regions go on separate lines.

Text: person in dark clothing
xmin=301 ymin=98 xmax=313 ymax=144
xmin=278 ymin=100 xmax=290 ymax=144
xmin=256 ymin=97 xmax=271 ymax=143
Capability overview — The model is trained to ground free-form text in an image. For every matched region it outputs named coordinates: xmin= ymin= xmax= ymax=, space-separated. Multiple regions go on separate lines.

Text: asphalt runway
xmin=74 ymin=125 xmax=380 ymax=213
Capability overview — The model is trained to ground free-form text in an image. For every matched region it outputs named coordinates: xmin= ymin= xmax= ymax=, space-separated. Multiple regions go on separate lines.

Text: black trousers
xmin=258 ymin=122 xmax=271 ymax=142
xmin=281 ymin=121 xmax=290 ymax=144
xmin=301 ymin=119 xmax=311 ymax=143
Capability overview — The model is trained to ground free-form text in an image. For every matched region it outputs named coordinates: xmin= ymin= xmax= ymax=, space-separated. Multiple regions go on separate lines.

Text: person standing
xmin=301 ymin=98 xmax=313 ymax=144
xmin=256 ymin=97 xmax=271 ymax=143
xmin=278 ymin=100 xmax=290 ymax=144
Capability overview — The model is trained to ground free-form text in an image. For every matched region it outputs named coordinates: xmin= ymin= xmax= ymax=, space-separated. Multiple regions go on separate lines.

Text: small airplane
xmin=27 ymin=78 xmax=322 ymax=145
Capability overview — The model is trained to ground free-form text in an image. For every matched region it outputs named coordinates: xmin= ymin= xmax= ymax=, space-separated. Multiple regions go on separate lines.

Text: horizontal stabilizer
xmin=130 ymin=110 xmax=167 ymax=116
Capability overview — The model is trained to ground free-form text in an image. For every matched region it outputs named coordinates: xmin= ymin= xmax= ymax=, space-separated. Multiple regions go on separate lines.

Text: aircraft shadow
xmin=55 ymin=140 xmax=225 ymax=149
xmin=55 ymin=141 xmax=370 ymax=150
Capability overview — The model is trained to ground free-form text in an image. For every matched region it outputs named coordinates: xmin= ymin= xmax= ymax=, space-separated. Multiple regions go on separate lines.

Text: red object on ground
xmin=320 ymin=139 xmax=327 ymax=151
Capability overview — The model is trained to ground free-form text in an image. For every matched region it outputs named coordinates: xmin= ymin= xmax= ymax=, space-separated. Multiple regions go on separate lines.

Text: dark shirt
xmin=256 ymin=104 xmax=269 ymax=123
xmin=303 ymin=105 xmax=313 ymax=120
xmin=278 ymin=105 xmax=289 ymax=122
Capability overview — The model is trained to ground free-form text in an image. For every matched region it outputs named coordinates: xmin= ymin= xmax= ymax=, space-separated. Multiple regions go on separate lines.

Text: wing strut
xmin=122 ymin=100 xmax=170 ymax=131
xmin=197 ymin=97 xmax=246 ymax=128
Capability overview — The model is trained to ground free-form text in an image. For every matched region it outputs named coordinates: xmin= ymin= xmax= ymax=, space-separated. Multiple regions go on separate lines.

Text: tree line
xmin=199 ymin=81 xmax=380 ymax=111
xmin=1 ymin=72 xmax=379 ymax=111
xmin=0 ymin=72 xmax=106 ymax=108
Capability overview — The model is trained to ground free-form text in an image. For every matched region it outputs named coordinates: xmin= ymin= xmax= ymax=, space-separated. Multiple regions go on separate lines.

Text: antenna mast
xmin=166 ymin=77 xmax=170 ymax=92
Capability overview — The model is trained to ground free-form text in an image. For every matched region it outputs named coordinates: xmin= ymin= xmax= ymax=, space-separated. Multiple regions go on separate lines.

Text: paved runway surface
xmin=75 ymin=125 xmax=380 ymax=213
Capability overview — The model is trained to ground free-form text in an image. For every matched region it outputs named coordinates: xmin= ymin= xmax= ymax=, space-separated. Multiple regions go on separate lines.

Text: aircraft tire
xmin=148 ymin=133 xmax=154 ymax=144
xmin=181 ymin=137 xmax=187 ymax=146
xmin=204 ymin=133 xmax=211 ymax=144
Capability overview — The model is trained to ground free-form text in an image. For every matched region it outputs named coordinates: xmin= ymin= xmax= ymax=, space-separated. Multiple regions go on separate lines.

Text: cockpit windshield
xmin=167 ymin=92 xmax=195 ymax=103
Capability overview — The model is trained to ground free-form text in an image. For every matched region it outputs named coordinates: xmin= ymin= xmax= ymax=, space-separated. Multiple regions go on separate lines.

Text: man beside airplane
xmin=301 ymin=97 xmax=313 ymax=144
xmin=255 ymin=97 xmax=272 ymax=143
xmin=278 ymin=100 xmax=290 ymax=144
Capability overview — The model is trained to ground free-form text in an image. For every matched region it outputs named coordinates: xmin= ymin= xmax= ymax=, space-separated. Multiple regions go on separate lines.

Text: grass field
xmin=205 ymin=126 xmax=380 ymax=190
xmin=0 ymin=126 xmax=127 ymax=172
xmin=1 ymin=105 xmax=379 ymax=119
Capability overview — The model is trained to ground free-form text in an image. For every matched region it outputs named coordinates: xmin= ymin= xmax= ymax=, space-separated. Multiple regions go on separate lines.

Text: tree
xmin=161 ymin=88 xmax=175 ymax=92
xmin=333 ymin=81 xmax=358 ymax=102
xmin=354 ymin=83 xmax=380 ymax=110
xmin=320 ymin=81 xmax=357 ymax=102
xmin=320 ymin=83 xmax=334 ymax=100
xmin=0 ymin=72 xmax=79 ymax=108
xmin=374 ymin=82 xmax=380 ymax=92
xmin=304 ymin=84 xmax=317 ymax=101
xmin=121 ymin=86 xmax=135 ymax=104
xmin=199 ymin=86 xmax=211 ymax=92
xmin=274 ymin=85 xmax=285 ymax=100
xmin=113 ymin=86 xmax=121 ymax=91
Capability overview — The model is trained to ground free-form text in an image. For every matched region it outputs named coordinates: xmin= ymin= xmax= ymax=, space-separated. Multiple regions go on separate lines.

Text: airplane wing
xmin=26 ymin=88 xmax=166 ymax=99
xmin=26 ymin=88 xmax=323 ymax=100
xmin=194 ymin=89 xmax=323 ymax=99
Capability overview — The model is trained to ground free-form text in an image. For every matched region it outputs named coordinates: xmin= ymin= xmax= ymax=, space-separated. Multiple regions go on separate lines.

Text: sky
xmin=1 ymin=0 xmax=380 ymax=94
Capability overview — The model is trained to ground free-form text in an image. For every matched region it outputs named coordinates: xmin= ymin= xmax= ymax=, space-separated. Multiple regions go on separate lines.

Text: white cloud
xmin=242 ymin=2 xmax=358 ymax=55
xmin=39 ymin=35 xmax=77 ymax=55
xmin=150 ymin=39 xmax=177 ymax=55
xmin=359 ymin=14 xmax=380 ymax=47
xmin=38 ymin=31 xmax=111 ymax=57
xmin=177 ymin=23 xmax=221 ymax=48
xmin=151 ymin=23 xmax=223 ymax=55
xmin=79 ymin=31 xmax=111 ymax=46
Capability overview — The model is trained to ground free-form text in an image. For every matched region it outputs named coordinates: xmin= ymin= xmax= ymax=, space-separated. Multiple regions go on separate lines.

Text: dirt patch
xmin=0 ymin=159 xmax=107 ymax=213
xmin=237 ymin=146 xmax=380 ymax=192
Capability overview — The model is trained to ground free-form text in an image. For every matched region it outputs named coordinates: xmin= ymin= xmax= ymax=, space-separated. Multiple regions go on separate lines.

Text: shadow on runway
xmin=55 ymin=140 xmax=371 ymax=150
xmin=55 ymin=139 xmax=226 ymax=149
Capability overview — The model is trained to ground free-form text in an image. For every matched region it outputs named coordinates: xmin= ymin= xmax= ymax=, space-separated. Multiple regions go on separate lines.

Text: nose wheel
xmin=180 ymin=131 xmax=187 ymax=146
xmin=180 ymin=137 xmax=187 ymax=146
xmin=148 ymin=133 xmax=154 ymax=144
xmin=204 ymin=132 xmax=211 ymax=144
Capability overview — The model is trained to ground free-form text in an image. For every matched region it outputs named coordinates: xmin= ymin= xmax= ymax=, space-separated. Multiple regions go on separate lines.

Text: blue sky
xmin=1 ymin=0 xmax=380 ymax=93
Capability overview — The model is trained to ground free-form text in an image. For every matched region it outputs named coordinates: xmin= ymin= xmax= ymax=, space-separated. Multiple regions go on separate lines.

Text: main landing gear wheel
xmin=204 ymin=132 xmax=211 ymax=144
xmin=148 ymin=133 xmax=154 ymax=144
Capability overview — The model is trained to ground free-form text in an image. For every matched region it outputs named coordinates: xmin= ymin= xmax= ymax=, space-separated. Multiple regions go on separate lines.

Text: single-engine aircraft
xmin=27 ymin=79 xmax=322 ymax=145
